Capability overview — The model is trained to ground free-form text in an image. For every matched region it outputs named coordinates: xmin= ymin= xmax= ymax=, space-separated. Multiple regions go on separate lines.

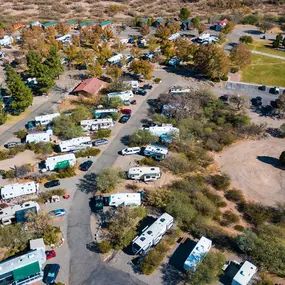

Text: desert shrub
xmin=96 ymin=168 xmax=122 ymax=193
xmin=144 ymin=188 xmax=171 ymax=209
xmin=137 ymin=157 xmax=157 ymax=166
xmin=162 ymin=154 xmax=199 ymax=174
xmin=231 ymin=66 xmax=239 ymax=73
xmin=203 ymin=190 xmax=227 ymax=208
xmin=128 ymin=130 xmax=157 ymax=146
xmin=225 ymin=189 xmax=245 ymax=203
xmin=234 ymin=225 xmax=245 ymax=232
xmin=57 ymin=166 xmax=76 ymax=178
xmin=43 ymin=226 xmax=60 ymax=245
xmin=15 ymin=129 xmax=27 ymax=140
xmin=27 ymin=142 xmax=54 ymax=154
xmin=209 ymin=174 xmax=230 ymax=190
xmin=75 ymin=148 xmax=100 ymax=158
xmin=220 ymin=210 xmax=240 ymax=226
xmin=241 ymin=14 xmax=259 ymax=25
xmin=241 ymin=203 xmax=272 ymax=226
xmin=110 ymin=112 xmax=120 ymax=121
xmin=92 ymin=129 xmax=112 ymax=139
xmin=98 ymin=240 xmax=112 ymax=253
xmin=153 ymin=77 xmax=161 ymax=83
xmin=0 ymin=151 xmax=9 ymax=161
xmin=217 ymin=201 xmax=227 ymax=208
xmin=239 ymin=35 xmax=253 ymax=44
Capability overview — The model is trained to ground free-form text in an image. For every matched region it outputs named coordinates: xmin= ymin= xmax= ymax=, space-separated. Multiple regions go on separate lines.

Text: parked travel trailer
xmin=127 ymin=167 xmax=161 ymax=181
xmin=58 ymin=136 xmax=92 ymax=152
xmin=1 ymin=182 xmax=39 ymax=200
xmin=107 ymin=90 xmax=134 ymax=101
xmin=232 ymin=261 xmax=257 ymax=285
xmin=184 ymin=236 xmax=212 ymax=271
xmin=26 ymin=129 xmax=53 ymax=143
xmin=126 ymin=81 xmax=139 ymax=90
xmin=0 ymin=201 xmax=40 ymax=225
xmin=132 ymin=213 xmax=174 ymax=254
xmin=56 ymin=34 xmax=72 ymax=43
xmin=0 ymin=35 xmax=13 ymax=46
xmin=169 ymin=86 xmax=191 ymax=94
xmin=93 ymin=108 xmax=118 ymax=118
xmin=107 ymin=193 xmax=141 ymax=207
xmin=107 ymin=54 xmax=123 ymax=64
xmin=35 ymin=113 xmax=60 ymax=125
xmin=44 ymin=153 xmax=76 ymax=171
xmin=141 ymin=124 xmax=179 ymax=137
xmin=81 ymin=118 xmax=114 ymax=131
xmin=143 ymin=144 xmax=168 ymax=161
xmin=168 ymin=33 xmax=180 ymax=41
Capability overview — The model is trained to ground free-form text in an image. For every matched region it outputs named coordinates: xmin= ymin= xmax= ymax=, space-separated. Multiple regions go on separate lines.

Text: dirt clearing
xmin=215 ymin=138 xmax=285 ymax=206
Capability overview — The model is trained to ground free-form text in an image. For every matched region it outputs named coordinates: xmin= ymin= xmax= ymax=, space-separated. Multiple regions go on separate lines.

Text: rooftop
xmin=233 ymin=261 xmax=257 ymax=285
xmin=79 ymin=21 xmax=94 ymax=28
xmin=99 ymin=20 xmax=112 ymax=27
xmin=73 ymin=77 xmax=104 ymax=95
xmin=66 ymin=20 xmax=77 ymax=26
xmin=42 ymin=21 xmax=58 ymax=28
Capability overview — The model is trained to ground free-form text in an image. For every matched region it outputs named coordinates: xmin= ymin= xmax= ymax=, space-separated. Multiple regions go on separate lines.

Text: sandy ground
xmin=215 ymin=138 xmax=285 ymax=206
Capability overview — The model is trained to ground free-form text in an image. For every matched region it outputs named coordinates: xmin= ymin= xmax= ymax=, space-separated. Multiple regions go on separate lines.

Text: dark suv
xmin=44 ymin=180 xmax=60 ymax=188
xmin=80 ymin=160 xmax=93 ymax=171
xmin=119 ymin=114 xmax=131 ymax=123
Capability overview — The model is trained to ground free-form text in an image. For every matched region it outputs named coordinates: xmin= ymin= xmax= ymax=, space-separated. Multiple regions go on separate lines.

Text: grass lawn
xmin=248 ymin=40 xmax=285 ymax=58
xmin=241 ymin=54 xmax=285 ymax=86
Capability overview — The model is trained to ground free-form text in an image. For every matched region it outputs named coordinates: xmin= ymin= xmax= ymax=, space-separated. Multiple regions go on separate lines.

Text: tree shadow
xmin=86 ymin=241 xmax=100 ymax=253
xmin=77 ymin=172 xmax=97 ymax=194
xmin=266 ymin=127 xmax=282 ymax=138
xmin=257 ymin=156 xmax=283 ymax=169
xmin=244 ymin=29 xmax=262 ymax=35
xmin=120 ymin=135 xmax=130 ymax=146
xmin=161 ymin=263 xmax=184 ymax=285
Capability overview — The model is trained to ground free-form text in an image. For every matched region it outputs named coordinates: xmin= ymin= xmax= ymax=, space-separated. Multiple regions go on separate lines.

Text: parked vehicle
xmin=121 ymin=147 xmax=141 ymax=155
xmin=63 ymin=194 xmax=70 ymax=199
xmin=5 ymin=141 xmax=21 ymax=149
xmin=260 ymin=85 xmax=266 ymax=91
xmin=119 ymin=114 xmax=131 ymax=123
xmin=26 ymin=121 xmax=36 ymax=130
xmin=43 ymin=264 xmax=60 ymax=284
xmin=49 ymin=209 xmax=66 ymax=217
xmin=273 ymin=86 xmax=280 ymax=95
xmin=79 ymin=160 xmax=93 ymax=171
xmin=135 ymin=88 xmax=147 ymax=96
xmin=44 ymin=180 xmax=60 ymax=188
xmin=45 ymin=250 xmax=56 ymax=260
xmin=93 ymin=139 xmax=108 ymax=146
xmin=130 ymin=100 xmax=137 ymax=105
xmin=120 ymin=108 xmax=132 ymax=115
xmin=143 ymin=84 xmax=153 ymax=90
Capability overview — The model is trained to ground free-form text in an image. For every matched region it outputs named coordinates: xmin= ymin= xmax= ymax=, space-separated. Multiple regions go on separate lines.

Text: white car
xmin=121 ymin=147 xmax=141 ymax=155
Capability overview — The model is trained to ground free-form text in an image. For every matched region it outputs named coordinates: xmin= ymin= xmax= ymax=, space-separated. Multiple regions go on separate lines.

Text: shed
xmin=99 ymin=20 xmax=112 ymax=28
xmin=30 ymin=238 xmax=46 ymax=252
xmin=72 ymin=77 xmax=105 ymax=97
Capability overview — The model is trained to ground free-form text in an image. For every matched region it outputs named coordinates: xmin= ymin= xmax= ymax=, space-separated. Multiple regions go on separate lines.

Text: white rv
xmin=107 ymin=193 xmax=141 ymax=207
xmin=58 ymin=136 xmax=92 ymax=152
xmin=169 ymin=86 xmax=191 ymax=94
xmin=56 ymin=34 xmax=72 ymax=43
xmin=132 ymin=213 xmax=173 ymax=255
xmin=107 ymin=54 xmax=123 ymax=64
xmin=143 ymin=144 xmax=168 ymax=161
xmin=0 ymin=201 xmax=40 ymax=225
xmin=168 ymin=33 xmax=180 ymax=41
xmin=127 ymin=167 xmax=161 ymax=181
xmin=81 ymin=118 xmax=114 ymax=131
xmin=94 ymin=108 xmax=118 ymax=118
xmin=0 ymin=35 xmax=13 ymax=46
xmin=1 ymin=182 xmax=39 ymax=200
xmin=126 ymin=81 xmax=139 ymax=90
xmin=107 ymin=90 xmax=134 ymax=101
xmin=232 ymin=261 xmax=257 ymax=285
xmin=26 ymin=129 xmax=53 ymax=143
xmin=141 ymin=124 xmax=179 ymax=137
xmin=35 ymin=113 xmax=60 ymax=125
xmin=44 ymin=153 xmax=76 ymax=171
xmin=184 ymin=236 xmax=212 ymax=271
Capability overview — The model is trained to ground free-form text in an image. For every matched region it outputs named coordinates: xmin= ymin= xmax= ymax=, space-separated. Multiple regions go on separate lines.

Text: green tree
xmin=179 ymin=7 xmax=191 ymax=21
xmin=98 ymin=240 xmax=112 ymax=253
xmin=96 ymin=168 xmax=122 ymax=193
xmin=129 ymin=59 xmax=154 ymax=80
xmin=71 ymin=106 xmax=92 ymax=123
xmin=5 ymin=66 xmax=33 ymax=114
xmin=53 ymin=116 xmax=83 ymax=140
xmin=273 ymin=40 xmax=280 ymax=48
xmin=0 ymin=101 xmax=7 ymax=125
xmin=26 ymin=51 xmax=47 ymax=78
xmin=194 ymin=44 xmax=230 ymax=80
xmin=239 ymin=35 xmax=253 ymax=44
xmin=128 ymin=130 xmax=156 ymax=146
xmin=44 ymin=45 xmax=63 ymax=79
xmin=175 ymin=38 xmax=196 ymax=60
xmin=192 ymin=17 xmax=200 ymax=30
xmin=87 ymin=61 xmax=103 ymax=78
xmin=279 ymin=151 xmax=285 ymax=166
xmin=106 ymin=65 xmax=123 ymax=80
xmin=276 ymin=33 xmax=283 ymax=42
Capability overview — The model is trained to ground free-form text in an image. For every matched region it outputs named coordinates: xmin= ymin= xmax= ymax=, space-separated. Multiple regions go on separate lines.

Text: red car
xmin=120 ymin=108 xmax=132 ymax=115
xmin=63 ymin=194 xmax=70 ymax=199
xmin=46 ymin=250 xmax=56 ymax=259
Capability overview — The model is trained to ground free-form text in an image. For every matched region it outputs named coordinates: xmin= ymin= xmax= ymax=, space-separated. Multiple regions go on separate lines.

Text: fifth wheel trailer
xmin=132 ymin=213 xmax=173 ymax=255
xmin=1 ymin=182 xmax=39 ymax=200
xmin=107 ymin=193 xmax=141 ymax=207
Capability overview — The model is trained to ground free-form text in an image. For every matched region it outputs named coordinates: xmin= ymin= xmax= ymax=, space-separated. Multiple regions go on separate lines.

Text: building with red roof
xmin=72 ymin=77 xmax=105 ymax=97
xmin=216 ymin=18 xmax=229 ymax=31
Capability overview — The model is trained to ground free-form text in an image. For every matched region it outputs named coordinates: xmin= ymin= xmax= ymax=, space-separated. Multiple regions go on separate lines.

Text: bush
xmin=153 ymin=77 xmax=161 ymax=83
xmin=209 ymin=174 xmax=230 ymax=190
xmin=92 ymin=129 xmax=112 ymax=139
xmin=44 ymin=226 xmax=60 ymax=245
xmin=239 ymin=35 xmax=253 ymax=44
xmin=221 ymin=75 xmax=228 ymax=81
xmin=14 ymin=129 xmax=27 ymax=140
xmin=98 ymin=240 xmax=112 ymax=253
xmin=75 ymin=148 xmax=100 ymax=158
xmin=234 ymin=225 xmax=244 ymax=232
xmin=128 ymin=130 xmax=157 ymax=147
xmin=220 ymin=210 xmax=240 ymax=226
xmin=57 ymin=166 xmax=76 ymax=178
xmin=96 ymin=168 xmax=122 ymax=193
xmin=27 ymin=142 xmax=54 ymax=154
xmin=162 ymin=155 xmax=199 ymax=174
xmin=225 ymin=189 xmax=245 ymax=203
xmin=241 ymin=14 xmax=259 ymax=25
xmin=137 ymin=157 xmax=157 ymax=166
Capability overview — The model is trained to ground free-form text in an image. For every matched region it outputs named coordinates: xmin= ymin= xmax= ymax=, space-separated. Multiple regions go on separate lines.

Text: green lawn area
xmin=241 ymin=54 xmax=285 ymax=86
xmin=248 ymin=40 xmax=285 ymax=57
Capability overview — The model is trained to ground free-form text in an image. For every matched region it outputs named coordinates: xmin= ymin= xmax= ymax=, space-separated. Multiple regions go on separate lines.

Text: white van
xmin=121 ymin=147 xmax=141 ymax=155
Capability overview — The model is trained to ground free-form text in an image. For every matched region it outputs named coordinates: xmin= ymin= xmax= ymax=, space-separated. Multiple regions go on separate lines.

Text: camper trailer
xmin=169 ymin=86 xmax=191 ymax=94
xmin=127 ymin=167 xmax=161 ymax=181
xmin=81 ymin=118 xmax=114 ymax=131
xmin=132 ymin=213 xmax=173 ymax=255
xmin=184 ymin=236 xmax=212 ymax=271
xmin=107 ymin=193 xmax=141 ymax=207
xmin=93 ymin=108 xmax=118 ymax=118
xmin=26 ymin=129 xmax=53 ymax=143
xmin=1 ymin=182 xmax=39 ymax=200
xmin=168 ymin=33 xmax=180 ymax=41
xmin=107 ymin=54 xmax=123 ymax=65
xmin=107 ymin=90 xmax=134 ymax=101
xmin=143 ymin=144 xmax=168 ymax=161
xmin=58 ymin=136 xmax=92 ymax=152
xmin=35 ymin=113 xmax=60 ymax=125
xmin=141 ymin=124 xmax=179 ymax=137
xmin=44 ymin=153 xmax=76 ymax=171
xmin=0 ymin=201 xmax=40 ymax=225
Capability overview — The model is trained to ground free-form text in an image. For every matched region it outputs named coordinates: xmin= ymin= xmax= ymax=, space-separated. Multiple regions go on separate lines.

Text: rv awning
xmin=13 ymin=262 xmax=40 ymax=281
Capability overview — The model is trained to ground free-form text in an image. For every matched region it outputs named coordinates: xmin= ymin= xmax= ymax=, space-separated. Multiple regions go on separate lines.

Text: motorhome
xmin=141 ymin=124 xmax=179 ymax=137
xmin=26 ymin=129 xmax=53 ymax=143
xmin=58 ymin=136 xmax=92 ymax=152
xmin=0 ymin=201 xmax=40 ymax=225
xmin=107 ymin=54 xmax=123 ymax=65
xmin=1 ymin=182 xmax=39 ymax=200
xmin=93 ymin=108 xmax=118 ymax=118
xmin=81 ymin=118 xmax=114 ymax=131
xmin=132 ymin=213 xmax=173 ymax=254
xmin=35 ymin=113 xmax=60 ymax=125
xmin=232 ymin=261 xmax=257 ymax=285
xmin=127 ymin=167 xmax=161 ymax=181
xmin=107 ymin=193 xmax=141 ymax=207
xmin=107 ymin=90 xmax=134 ymax=101
xmin=143 ymin=144 xmax=168 ymax=161
xmin=44 ymin=153 xmax=76 ymax=171
xmin=184 ymin=236 xmax=212 ymax=271
xmin=197 ymin=33 xmax=218 ymax=44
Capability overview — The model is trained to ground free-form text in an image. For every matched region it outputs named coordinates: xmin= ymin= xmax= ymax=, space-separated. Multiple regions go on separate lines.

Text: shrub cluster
xmin=75 ymin=148 xmax=100 ymax=158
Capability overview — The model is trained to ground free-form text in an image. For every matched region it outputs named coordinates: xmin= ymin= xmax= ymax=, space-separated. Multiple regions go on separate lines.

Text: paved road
xmin=251 ymin=49 xmax=285 ymax=60
xmin=67 ymin=74 xmax=182 ymax=285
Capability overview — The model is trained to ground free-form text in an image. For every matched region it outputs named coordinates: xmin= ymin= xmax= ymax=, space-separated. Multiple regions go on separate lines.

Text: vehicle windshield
xmin=132 ymin=243 xmax=141 ymax=254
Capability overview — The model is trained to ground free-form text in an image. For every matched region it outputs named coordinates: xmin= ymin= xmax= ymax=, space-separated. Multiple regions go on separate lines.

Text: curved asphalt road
xmin=67 ymin=74 xmax=181 ymax=285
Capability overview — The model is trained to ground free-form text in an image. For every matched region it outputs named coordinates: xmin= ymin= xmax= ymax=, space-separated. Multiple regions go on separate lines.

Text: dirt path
xmin=215 ymin=138 xmax=285 ymax=206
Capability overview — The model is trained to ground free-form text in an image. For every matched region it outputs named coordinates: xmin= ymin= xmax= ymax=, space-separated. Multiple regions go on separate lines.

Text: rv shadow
xmin=257 ymin=156 xmax=283 ymax=169
xmin=77 ymin=172 xmax=97 ymax=194
xmin=161 ymin=263 xmax=184 ymax=285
